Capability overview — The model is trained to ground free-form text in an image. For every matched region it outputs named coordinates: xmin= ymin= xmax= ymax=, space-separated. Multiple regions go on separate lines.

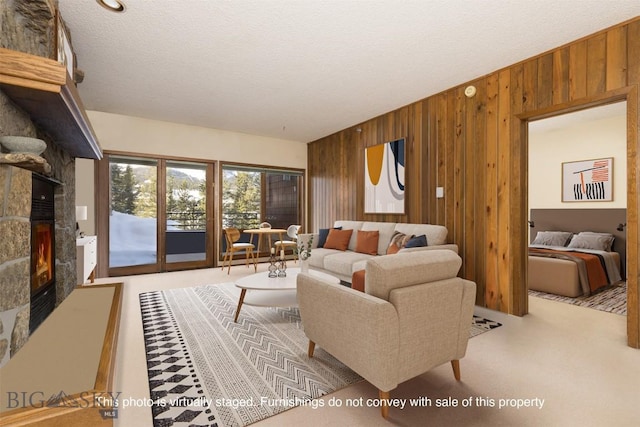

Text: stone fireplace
xmin=0 ymin=0 xmax=84 ymax=366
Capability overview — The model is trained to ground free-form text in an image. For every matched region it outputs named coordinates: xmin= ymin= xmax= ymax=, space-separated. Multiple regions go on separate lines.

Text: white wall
xmin=75 ymin=111 xmax=308 ymax=235
xmin=528 ymin=109 xmax=627 ymax=210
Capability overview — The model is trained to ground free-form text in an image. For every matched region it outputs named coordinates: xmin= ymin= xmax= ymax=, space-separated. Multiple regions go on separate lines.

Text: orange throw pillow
xmin=323 ymin=229 xmax=353 ymax=251
xmin=356 ymin=230 xmax=379 ymax=255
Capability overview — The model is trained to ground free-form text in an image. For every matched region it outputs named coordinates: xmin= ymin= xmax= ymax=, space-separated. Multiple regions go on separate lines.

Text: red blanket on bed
xmin=528 ymin=248 xmax=608 ymax=293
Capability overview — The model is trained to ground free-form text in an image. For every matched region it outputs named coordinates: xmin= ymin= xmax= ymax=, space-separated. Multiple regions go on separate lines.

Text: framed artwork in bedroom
xmin=364 ymin=138 xmax=405 ymax=213
xmin=561 ymin=157 xmax=613 ymax=202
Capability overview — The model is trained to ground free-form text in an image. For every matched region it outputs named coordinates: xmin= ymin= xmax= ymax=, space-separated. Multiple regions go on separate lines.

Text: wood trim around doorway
xmin=517 ymin=85 xmax=639 ymax=348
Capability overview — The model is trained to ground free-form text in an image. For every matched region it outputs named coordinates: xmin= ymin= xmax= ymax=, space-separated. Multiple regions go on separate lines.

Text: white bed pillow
xmin=578 ymin=231 xmax=615 ymax=251
xmin=531 ymin=231 xmax=573 ymax=247
xmin=567 ymin=234 xmax=610 ymax=251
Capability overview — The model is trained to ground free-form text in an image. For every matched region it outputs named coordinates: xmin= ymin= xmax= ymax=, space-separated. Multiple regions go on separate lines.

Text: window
xmin=222 ymin=164 xmax=303 ymax=253
xmin=99 ymin=153 xmax=214 ymax=276
xmin=109 ymin=156 xmax=158 ymax=268
xmin=96 ymin=154 xmax=302 ymax=276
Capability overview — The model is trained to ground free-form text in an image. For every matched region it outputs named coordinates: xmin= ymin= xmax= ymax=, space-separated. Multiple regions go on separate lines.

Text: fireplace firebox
xmin=29 ymin=174 xmax=57 ymax=333
xmin=31 ymin=221 xmax=55 ymax=295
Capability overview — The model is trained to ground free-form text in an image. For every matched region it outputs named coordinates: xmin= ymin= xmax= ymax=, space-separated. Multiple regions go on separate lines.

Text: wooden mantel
xmin=0 ymin=47 xmax=102 ymax=160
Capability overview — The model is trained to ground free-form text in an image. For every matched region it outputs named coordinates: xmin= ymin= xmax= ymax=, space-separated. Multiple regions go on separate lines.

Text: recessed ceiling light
xmin=96 ymin=0 xmax=126 ymax=12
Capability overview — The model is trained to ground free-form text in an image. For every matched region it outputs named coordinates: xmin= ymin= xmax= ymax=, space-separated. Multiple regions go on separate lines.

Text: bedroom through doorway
xmin=527 ymin=101 xmax=628 ymax=318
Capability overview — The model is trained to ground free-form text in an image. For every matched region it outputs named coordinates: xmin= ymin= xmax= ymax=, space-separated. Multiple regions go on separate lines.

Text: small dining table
xmin=243 ymin=228 xmax=287 ymax=255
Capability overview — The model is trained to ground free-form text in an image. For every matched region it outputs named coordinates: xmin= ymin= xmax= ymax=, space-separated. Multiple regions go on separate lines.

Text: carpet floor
xmin=528 ymin=281 xmax=627 ymax=316
xmin=140 ymin=283 xmax=501 ymax=427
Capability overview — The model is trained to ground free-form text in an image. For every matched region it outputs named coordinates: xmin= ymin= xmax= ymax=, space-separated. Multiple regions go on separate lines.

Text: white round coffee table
xmin=233 ymin=268 xmax=339 ymax=322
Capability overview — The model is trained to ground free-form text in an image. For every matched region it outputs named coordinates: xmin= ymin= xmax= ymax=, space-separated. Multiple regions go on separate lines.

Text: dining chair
xmin=274 ymin=225 xmax=301 ymax=262
xmin=222 ymin=227 xmax=257 ymax=274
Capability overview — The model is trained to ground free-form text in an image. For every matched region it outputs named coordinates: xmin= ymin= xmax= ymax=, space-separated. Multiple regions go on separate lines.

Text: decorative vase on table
xmin=300 ymin=257 xmax=309 ymax=274
xmin=297 ymin=233 xmax=313 ymax=274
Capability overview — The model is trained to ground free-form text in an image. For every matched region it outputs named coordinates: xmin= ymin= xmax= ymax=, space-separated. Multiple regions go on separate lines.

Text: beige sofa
xmin=297 ymin=250 xmax=476 ymax=417
xmin=308 ymin=220 xmax=458 ymax=283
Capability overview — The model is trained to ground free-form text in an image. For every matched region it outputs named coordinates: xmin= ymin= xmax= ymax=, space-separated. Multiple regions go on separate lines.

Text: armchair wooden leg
xmin=451 ymin=359 xmax=461 ymax=381
xmin=379 ymin=390 xmax=390 ymax=418
xmin=308 ymin=340 xmax=315 ymax=357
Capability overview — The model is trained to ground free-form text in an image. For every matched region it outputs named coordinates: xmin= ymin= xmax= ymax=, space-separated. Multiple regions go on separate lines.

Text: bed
xmin=528 ymin=209 xmax=626 ymax=298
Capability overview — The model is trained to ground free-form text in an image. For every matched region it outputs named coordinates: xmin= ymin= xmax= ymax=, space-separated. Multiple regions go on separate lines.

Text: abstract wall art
xmin=364 ymin=138 xmax=405 ymax=213
xmin=561 ymin=157 xmax=613 ymax=202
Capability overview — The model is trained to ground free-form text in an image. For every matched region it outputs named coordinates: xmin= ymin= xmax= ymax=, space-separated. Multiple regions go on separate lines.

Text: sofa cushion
xmin=324 ymin=229 xmax=353 ymax=251
xmin=405 ymin=234 xmax=427 ymax=248
xmin=355 ymin=230 xmax=379 ymax=255
xmin=351 ymin=258 xmax=369 ymax=273
xmin=334 ymin=220 xmax=364 ymax=251
xmin=317 ymin=226 xmax=342 ymax=248
xmin=393 ymin=223 xmax=448 ymax=246
xmin=361 ymin=222 xmax=397 ymax=255
xmin=308 ymin=247 xmax=341 ymax=268
xmin=386 ymin=231 xmax=414 ymax=254
xmin=365 ymin=250 xmax=462 ymax=301
xmin=323 ymin=251 xmax=376 ymax=278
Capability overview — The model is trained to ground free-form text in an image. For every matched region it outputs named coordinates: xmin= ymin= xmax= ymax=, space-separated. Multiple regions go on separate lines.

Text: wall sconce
xmin=76 ymin=206 xmax=88 ymax=238
xmin=528 ymin=220 xmax=535 ymax=228
xmin=617 ymin=223 xmax=627 ymax=232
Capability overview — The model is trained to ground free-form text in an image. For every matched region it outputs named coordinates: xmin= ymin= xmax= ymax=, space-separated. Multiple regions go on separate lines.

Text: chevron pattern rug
xmin=140 ymin=283 xmax=500 ymax=427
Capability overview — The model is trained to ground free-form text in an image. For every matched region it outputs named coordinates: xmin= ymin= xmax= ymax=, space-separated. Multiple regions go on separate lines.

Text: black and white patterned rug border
xmin=528 ymin=282 xmax=627 ymax=316
xmin=470 ymin=315 xmax=502 ymax=337
xmin=139 ymin=284 xmax=502 ymax=427
xmin=140 ymin=290 xmax=218 ymax=426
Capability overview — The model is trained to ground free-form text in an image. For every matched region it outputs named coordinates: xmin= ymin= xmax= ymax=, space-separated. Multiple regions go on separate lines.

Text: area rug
xmin=139 ymin=283 xmax=501 ymax=427
xmin=529 ymin=282 xmax=627 ymax=315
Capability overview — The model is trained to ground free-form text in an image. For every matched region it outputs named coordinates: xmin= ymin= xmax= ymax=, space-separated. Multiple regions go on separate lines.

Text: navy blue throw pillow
xmin=404 ymin=234 xmax=427 ymax=248
xmin=317 ymin=226 xmax=342 ymax=248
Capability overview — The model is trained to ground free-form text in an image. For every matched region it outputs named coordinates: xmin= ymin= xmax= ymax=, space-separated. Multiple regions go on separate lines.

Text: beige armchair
xmin=296 ymin=250 xmax=476 ymax=418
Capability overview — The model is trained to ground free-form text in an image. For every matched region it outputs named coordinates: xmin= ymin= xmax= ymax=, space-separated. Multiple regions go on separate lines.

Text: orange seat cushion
xmin=323 ymin=229 xmax=353 ymax=251
xmin=351 ymin=269 xmax=365 ymax=292
xmin=355 ymin=230 xmax=379 ymax=255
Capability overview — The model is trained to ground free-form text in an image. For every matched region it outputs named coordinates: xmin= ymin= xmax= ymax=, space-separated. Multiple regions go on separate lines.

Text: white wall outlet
xmin=436 ymin=187 xmax=444 ymax=198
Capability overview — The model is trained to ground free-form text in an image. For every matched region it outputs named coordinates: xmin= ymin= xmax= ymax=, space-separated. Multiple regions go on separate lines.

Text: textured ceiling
xmin=57 ymin=0 xmax=640 ymax=143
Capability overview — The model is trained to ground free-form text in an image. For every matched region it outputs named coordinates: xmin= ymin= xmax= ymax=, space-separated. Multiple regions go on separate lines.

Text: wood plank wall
xmin=307 ymin=18 xmax=640 ymax=348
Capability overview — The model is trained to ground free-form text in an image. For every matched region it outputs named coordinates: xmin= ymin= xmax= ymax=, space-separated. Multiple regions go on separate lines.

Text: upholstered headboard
xmin=529 ymin=208 xmax=627 ymax=278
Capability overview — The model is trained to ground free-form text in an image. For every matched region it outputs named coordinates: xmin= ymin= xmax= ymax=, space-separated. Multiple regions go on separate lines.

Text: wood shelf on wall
xmin=0 ymin=47 xmax=102 ymax=160
xmin=0 ymin=152 xmax=52 ymax=175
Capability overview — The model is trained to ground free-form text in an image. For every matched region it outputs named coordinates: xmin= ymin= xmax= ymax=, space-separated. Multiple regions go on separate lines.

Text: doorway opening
xmin=526 ymin=101 xmax=628 ymax=317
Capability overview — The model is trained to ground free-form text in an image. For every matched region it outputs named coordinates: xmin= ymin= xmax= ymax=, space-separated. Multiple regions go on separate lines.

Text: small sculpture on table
xmin=277 ymin=250 xmax=287 ymax=277
xmin=268 ymin=248 xmax=278 ymax=278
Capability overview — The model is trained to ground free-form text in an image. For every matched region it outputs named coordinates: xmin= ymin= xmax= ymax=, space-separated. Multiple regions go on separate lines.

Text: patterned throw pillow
xmin=386 ymin=231 xmax=414 ymax=255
